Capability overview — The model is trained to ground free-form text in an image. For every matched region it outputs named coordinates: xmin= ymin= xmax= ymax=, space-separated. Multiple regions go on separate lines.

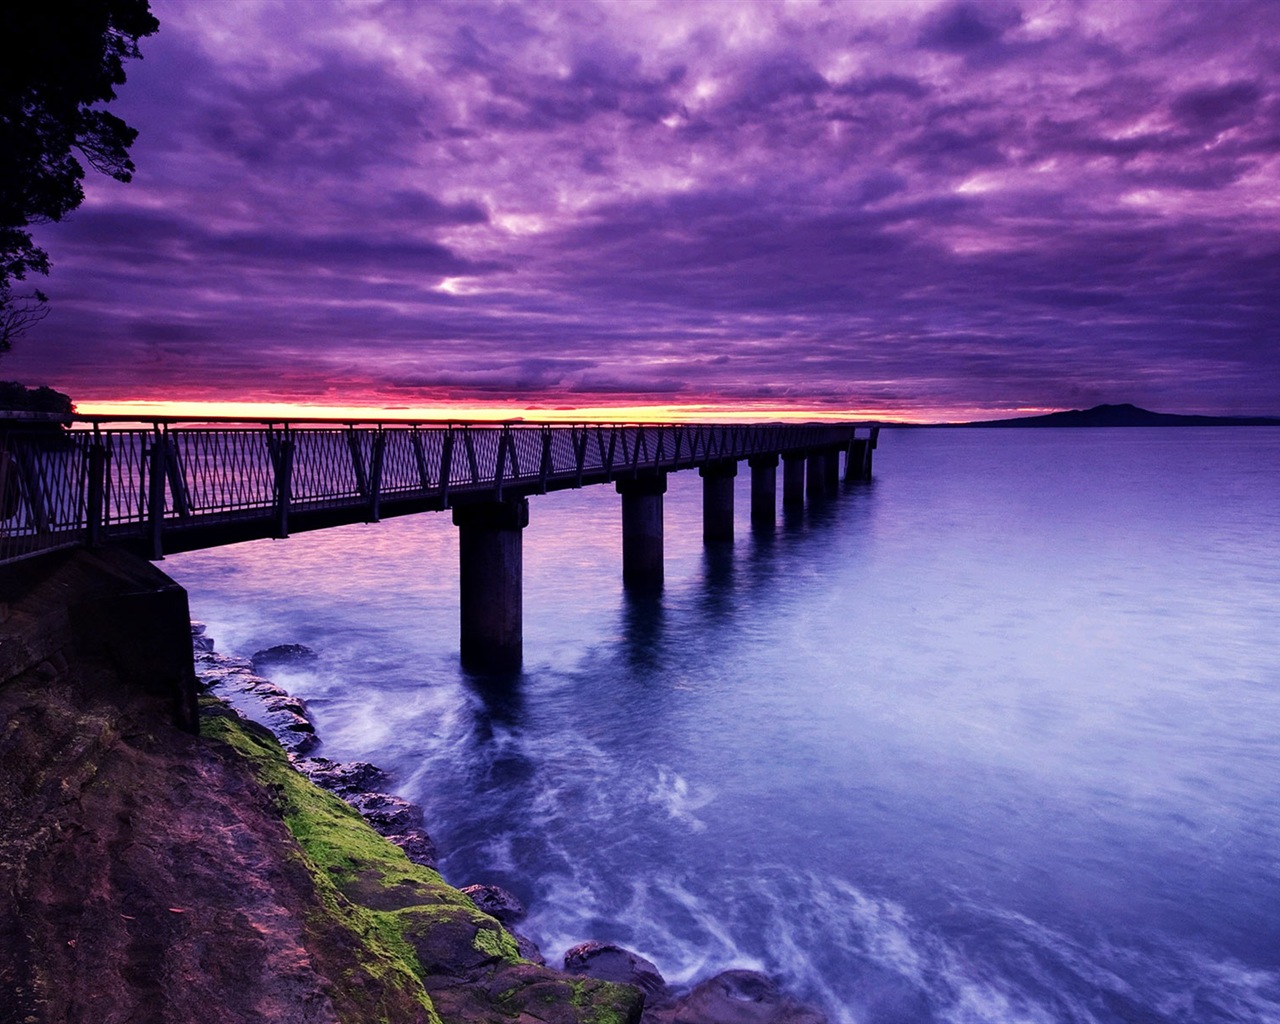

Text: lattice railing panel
xmin=2 ymin=419 xmax=870 ymax=562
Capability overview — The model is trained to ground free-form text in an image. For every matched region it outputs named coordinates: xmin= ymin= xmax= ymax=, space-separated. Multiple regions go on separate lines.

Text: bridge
xmin=1 ymin=417 xmax=878 ymax=672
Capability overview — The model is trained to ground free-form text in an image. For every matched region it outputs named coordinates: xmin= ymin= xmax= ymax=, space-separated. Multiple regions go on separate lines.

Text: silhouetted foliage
xmin=0 ymin=0 xmax=158 ymax=350
xmin=0 ymin=380 xmax=73 ymax=414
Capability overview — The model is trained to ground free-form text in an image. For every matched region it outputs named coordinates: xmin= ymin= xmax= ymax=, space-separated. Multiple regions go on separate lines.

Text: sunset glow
xmin=74 ymin=398 xmax=915 ymax=426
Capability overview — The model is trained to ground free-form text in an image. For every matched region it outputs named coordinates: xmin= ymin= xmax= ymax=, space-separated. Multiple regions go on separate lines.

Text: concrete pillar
xmin=453 ymin=498 xmax=528 ymax=674
xmin=845 ymin=439 xmax=867 ymax=482
xmin=699 ymin=460 xmax=738 ymax=542
xmin=617 ymin=473 xmax=666 ymax=592
xmin=748 ymin=454 xmax=778 ymax=529
xmin=823 ymin=446 xmax=841 ymax=493
xmin=782 ymin=455 xmax=806 ymax=507
xmin=806 ymin=451 xmax=826 ymax=499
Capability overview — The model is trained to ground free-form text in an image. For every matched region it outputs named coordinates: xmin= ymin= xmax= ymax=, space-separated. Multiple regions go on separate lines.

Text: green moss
xmin=472 ymin=921 xmax=520 ymax=961
xmin=568 ymin=977 xmax=641 ymax=1024
xmin=200 ymin=703 xmax=444 ymax=1024
xmin=200 ymin=698 xmax=644 ymax=1024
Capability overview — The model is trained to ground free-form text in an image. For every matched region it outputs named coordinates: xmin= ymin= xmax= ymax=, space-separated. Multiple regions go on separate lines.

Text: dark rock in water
xmin=268 ymin=715 xmax=318 ymax=754
xmin=251 ymin=643 xmax=318 ymax=669
xmin=346 ymin=791 xmax=425 ymax=835
xmin=254 ymin=691 xmax=317 ymax=753
xmin=193 ymin=652 xmax=255 ymax=689
xmin=263 ymin=693 xmax=309 ymax=718
xmin=564 ymin=941 xmax=666 ymax=996
xmin=383 ymin=827 xmax=438 ymax=868
xmin=461 ymin=883 xmax=526 ymax=924
xmin=190 ymin=621 xmax=207 ymax=636
xmin=192 ymin=634 xmax=214 ymax=653
xmin=512 ymin=931 xmax=545 ymax=965
xmin=294 ymin=756 xmax=390 ymax=795
xmin=659 ymin=969 xmax=828 ymax=1024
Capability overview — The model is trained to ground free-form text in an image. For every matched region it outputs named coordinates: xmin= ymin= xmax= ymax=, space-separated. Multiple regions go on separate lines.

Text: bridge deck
xmin=1 ymin=419 xmax=870 ymax=563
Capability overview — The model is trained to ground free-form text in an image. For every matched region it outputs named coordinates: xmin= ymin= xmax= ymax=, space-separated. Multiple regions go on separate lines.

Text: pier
xmin=1 ymin=418 xmax=878 ymax=672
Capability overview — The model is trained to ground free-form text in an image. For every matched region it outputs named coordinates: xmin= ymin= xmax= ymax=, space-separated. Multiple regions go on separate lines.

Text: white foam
xmin=648 ymin=767 xmax=716 ymax=832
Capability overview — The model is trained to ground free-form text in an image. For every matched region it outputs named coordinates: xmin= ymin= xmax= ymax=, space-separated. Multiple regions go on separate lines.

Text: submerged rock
xmin=461 ymin=883 xmax=526 ymax=925
xmin=564 ymin=941 xmax=666 ymax=997
xmin=251 ymin=643 xmax=318 ymax=669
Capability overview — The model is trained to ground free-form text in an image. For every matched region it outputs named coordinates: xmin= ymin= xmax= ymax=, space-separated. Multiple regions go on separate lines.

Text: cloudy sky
xmin=9 ymin=0 xmax=1280 ymax=421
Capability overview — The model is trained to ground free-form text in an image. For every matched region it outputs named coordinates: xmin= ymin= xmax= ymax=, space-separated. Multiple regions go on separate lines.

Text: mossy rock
xmin=396 ymin=903 xmax=520 ymax=978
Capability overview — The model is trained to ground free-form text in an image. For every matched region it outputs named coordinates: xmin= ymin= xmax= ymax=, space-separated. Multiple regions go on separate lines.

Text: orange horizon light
xmin=71 ymin=397 xmax=928 ymax=425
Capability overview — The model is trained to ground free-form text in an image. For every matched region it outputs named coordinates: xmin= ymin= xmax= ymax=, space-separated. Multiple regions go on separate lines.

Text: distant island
xmin=940 ymin=403 xmax=1280 ymax=428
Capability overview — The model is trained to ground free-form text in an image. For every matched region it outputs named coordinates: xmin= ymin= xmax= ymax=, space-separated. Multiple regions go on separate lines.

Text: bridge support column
xmin=700 ymin=460 xmax=737 ymax=542
xmin=845 ymin=428 xmax=879 ymax=481
xmin=806 ymin=451 xmax=826 ymax=500
xmin=864 ymin=427 xmax=879 ymax=479
xmin=823 ymin=445 xmax=841 ymax=493
xmin=453 ymin=498 xmax=528 ymax=674
xmin=749 ymin=454 xmax=778 ymax=529
xmin=782 ymin=455 xmax=805 ymax=508
xmin=845 ymin=439 xmax=867 ymax=482
xmin=617 ymin=473 xmax=666 ymax=592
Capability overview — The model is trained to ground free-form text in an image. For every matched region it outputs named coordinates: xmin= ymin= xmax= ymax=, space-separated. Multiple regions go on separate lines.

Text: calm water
xmin=168 ymin=429 xmax=1280 ymax=1024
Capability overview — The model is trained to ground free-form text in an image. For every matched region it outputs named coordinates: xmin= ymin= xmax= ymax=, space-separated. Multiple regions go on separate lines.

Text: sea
xmin=166 ymin=427 xmax=1280 ymax=1024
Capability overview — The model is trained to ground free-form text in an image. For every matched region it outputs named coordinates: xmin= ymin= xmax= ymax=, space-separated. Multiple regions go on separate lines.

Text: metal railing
xmin=0 ymin=417 xmax=871 ymax=564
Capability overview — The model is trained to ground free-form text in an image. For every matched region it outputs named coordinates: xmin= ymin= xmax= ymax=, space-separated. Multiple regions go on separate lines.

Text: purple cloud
xmin=6 ymin=0 xmax=1279 ymax=419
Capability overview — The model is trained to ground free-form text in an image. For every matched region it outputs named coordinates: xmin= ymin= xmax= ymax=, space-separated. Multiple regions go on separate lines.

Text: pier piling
xmin=617 ymin=473 xmax=667 ymax=592
xmin=453 ymin=499 xmax=528 ymax=674
xmin=749 ymin=454 xmax=778 ymax=529
xmin=700 ymin=460 xmax=738 ymax=542
xmin=806 ymin=451 xmax=826 ymax=500
xmin=823 ymin=446 xmax=841 ymax=494
xmin=782 ymin=455 xmax=806 ymax=508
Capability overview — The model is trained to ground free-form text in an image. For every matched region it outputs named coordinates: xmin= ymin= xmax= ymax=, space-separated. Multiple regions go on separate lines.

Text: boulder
xmin=564 ymin=940 xmax=666 ymax=996
xmin=345 ymin=791 xmax=424 ymax=835
xmin=512 ymin=931 xmax=545 ymax=965
xmin=256 ymin=692 xmax=317 ymax=753
xmin=383 ymin=827 xmax=439 ymax=868
xmin=461 ymin=883 xmax=526 ymax=925
xmin=192 ymin=653 xmax=256 ymax=689
xmin=250 ymin=643 xmax=318 ymax=669
xmin=293 ymin=756 xmax=390 ymax=795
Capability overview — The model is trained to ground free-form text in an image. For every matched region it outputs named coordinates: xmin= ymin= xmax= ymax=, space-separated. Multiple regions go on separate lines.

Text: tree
xmin=0 ymin=0 xmax=158 ymax=351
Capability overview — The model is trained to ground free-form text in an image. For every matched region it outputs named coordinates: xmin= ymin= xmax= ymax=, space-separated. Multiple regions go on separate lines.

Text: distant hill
xmin=954 ymin=403 xmax=1280 ymax=428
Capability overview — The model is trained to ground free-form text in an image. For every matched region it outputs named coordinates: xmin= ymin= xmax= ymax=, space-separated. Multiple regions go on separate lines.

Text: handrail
xmin=1 ymin=419 xmax=876 ymax=564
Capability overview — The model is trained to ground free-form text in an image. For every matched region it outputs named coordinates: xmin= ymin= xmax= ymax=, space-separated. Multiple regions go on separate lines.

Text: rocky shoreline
xmin=193 ymin=624 xmax=829 ymax=1024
